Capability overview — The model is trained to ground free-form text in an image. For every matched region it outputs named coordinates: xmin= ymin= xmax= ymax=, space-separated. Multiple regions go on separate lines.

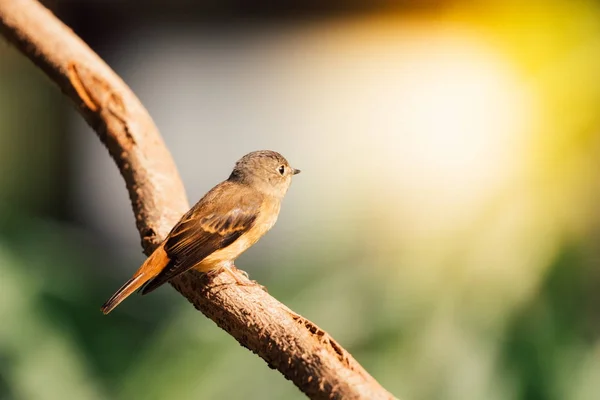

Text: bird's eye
xmin=278 ymin=165 xmax=285 ymax=175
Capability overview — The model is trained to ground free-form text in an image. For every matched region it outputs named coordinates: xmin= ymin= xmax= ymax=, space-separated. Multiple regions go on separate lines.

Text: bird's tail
xmin=101 ymin=243 xmax=169 ymax=314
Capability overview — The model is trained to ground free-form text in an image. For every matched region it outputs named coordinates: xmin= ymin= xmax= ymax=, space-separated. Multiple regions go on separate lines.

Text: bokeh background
xmin=2 ymin=0 xmax=600 ymax=399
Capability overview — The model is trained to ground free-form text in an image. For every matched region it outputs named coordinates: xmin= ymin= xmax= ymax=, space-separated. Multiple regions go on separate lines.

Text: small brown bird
xmin=101 ymin=150 xmax=300 ymax=314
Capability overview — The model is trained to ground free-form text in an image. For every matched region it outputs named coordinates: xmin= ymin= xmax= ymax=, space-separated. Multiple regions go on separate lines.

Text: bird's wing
xmin=141 ymin=183 xmax=261 ymax=294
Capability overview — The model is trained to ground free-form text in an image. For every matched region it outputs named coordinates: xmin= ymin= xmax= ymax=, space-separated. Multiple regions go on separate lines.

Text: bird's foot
xmin=230 ymin=265 xmax=250 ymax=280
xmin=204 ymin=265 xmax=267 ymax=292
xmin=224 ymin=266 xmax=267 ymax=291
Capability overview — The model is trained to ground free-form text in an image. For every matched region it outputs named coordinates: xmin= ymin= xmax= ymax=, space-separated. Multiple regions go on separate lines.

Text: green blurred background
xmin=2 ymin=0 xmax=600 ymax=399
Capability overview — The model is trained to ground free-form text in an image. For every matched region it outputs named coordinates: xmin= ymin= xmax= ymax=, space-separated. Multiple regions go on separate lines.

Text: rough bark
xmin=0 ymin=0 xmax=397 ymax=399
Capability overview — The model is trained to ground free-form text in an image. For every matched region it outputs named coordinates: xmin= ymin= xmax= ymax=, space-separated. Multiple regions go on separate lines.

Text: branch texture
xmin=0 ymin=0 xmax=397 ymax=399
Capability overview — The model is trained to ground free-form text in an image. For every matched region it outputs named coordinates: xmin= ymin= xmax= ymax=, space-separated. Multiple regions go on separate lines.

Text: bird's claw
xmin=203 ymin=265 xmax=268 ymax=292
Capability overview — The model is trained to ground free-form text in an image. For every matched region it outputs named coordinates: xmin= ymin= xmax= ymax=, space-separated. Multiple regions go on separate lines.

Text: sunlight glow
xmin=383 ymin=33 xmax=534 ymax=221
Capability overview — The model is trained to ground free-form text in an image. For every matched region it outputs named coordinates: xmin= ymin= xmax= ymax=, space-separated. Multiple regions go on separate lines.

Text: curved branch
xmin=0 ymin=1 xmax=397 ymax=399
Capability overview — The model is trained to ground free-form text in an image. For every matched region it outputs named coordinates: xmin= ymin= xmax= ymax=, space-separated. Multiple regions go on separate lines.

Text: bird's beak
xmin=293 ymin=168 xmax=301 ymax=175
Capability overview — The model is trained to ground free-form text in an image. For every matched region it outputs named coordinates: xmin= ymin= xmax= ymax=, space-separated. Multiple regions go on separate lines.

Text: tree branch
xmin=0 ymin=0 xmax=397 ymax=399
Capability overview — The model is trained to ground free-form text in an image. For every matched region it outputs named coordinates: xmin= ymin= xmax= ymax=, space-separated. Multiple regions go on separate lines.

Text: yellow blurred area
xmin=273 ymin=3 xmax=600 ymax=398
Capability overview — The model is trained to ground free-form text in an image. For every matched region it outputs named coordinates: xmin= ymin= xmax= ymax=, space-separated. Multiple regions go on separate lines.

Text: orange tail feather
xmin=101 ymin=243 xmax=169 ymax=314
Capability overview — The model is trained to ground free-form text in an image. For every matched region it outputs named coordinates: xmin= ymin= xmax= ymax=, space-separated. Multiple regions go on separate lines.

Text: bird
xmin=101 ymin=150 xmax=300 ymax=314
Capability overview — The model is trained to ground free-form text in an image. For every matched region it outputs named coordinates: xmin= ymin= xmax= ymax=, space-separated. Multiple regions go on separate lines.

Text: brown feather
xmin=140 ymin=182 xmax=261 ymax=295
xmin=100 ymin=243 xmax=170 ymax=314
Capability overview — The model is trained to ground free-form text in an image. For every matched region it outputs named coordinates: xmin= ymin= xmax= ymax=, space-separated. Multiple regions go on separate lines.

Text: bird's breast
xmin=195 ymin=198 xmax=281 ymax=272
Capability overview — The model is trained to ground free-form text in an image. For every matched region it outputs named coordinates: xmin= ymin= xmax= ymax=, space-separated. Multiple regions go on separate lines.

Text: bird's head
xmin=229 ymin=150 xmax=300 ymax=198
